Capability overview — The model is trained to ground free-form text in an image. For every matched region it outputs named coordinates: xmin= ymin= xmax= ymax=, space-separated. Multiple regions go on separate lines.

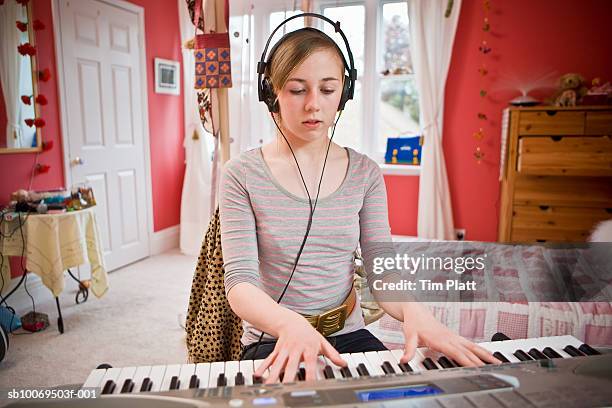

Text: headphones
xmin=257 ymin=13 xmax=358 ymax=113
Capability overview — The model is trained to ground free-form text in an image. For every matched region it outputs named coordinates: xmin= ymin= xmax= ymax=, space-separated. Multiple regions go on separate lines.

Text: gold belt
xmin=303 ymin=286 xmax=357 ymax=337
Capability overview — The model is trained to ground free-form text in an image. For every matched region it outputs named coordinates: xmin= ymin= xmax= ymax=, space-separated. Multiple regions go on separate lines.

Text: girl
xmin=219 ymin=27 xmax=499 ymax=384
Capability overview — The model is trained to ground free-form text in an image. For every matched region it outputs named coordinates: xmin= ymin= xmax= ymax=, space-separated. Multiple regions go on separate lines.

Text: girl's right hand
xmin=253 ymin=318 xmax=347 ymax=383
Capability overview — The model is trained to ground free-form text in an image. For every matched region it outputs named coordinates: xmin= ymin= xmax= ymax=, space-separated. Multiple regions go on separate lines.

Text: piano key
xmin=296 ymin=367 xmax=305 ymax=381
xmin=376 ymin=350 xmax=402 ymax=374
xmin=208 ymin=361 xmax=226 ymax=388
xmin=131 ymin=366 xmax=152 ymax=393
xmin=160 ymin=364 xmax=181 ymax=392
xmin=169 ymin=376 xmax=180 ymax=390
xmin=340 ymin=366 xmax=353 ymax=378
xmin=140 ymin=378 xmax=152 ymax=392
xmin=120 ymin=379 xmax=134 ymax=394
xmin=579 ymin=344 xmax=600 ymax=356
xmin=147 ymin=365 xmax=167 ymax=392
xmin=98 ymin=368 xmax=122 ymax=394
xmin=480 ymin=341 xmax=521 ymax=363
xmin=235 ymin=372 xmax=245 ymax=386
xmin=339 ymin=353 xmax=359 ymax=378
xmin=563 ymin=345 xmax=585 ymax=357
xmin=323 ymin=365 xmax=335 ymax=379
xmin=513 ymin=350 xmax=533 ymax=361
xmin=438 ymin=356 xmax=456 ymax=368
xmin=194 ymin=363 xmax=210 ymax=389
xmin=322 ymin=356 xmax=344 ymax=380
xmin=390 ymin=349 xmax=417 ymax=372
xmin=542 ymin=347 xmax=563 ymax=359
xmin=493 ymin=352 xmax=510 ymax=363
xmin=350 ymin=353 xmax=375 ymax=377
xmin=82 ymin=369 xmax=107 ymax=389
xmin=238 ymin=360 xmax=254 ymax=386
xmin=381 ymin=361 xmax=396 ymax=375
xmin=217 ymin=373 xmax=227 ymax=387
xmin=422 ymin=358 xmax=439 ymax=370
xmin=528 ymin=348 xmax=548 ymax=360
xmin=364 ymin=351 xmax=387 ymax=376
xmin=189 ymin=374 xmax=199 ymax=389
xmin=114 ymin=367 xmax=136 ymax=394
xmin=178 ymin=364 xmax=196 ymax=390
xmin=224 ymin=361 xmax=240 ymax=386
xmin=253 ymin=359 xmax=269 ymax=380
xmin=356 ymin=363 xmax=370 ymax=377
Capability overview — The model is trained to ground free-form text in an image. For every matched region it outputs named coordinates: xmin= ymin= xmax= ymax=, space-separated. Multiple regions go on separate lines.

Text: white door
xmin=58 ymin=0 xmax=149 ymax=271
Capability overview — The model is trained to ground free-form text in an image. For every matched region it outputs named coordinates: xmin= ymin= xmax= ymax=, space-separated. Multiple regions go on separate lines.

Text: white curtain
xmin=178 ymin=0 xmax=213 ymax=255
xmin=408 ymin=0 xmax=461 ymax=240
xmin=0 ymin=2 xmax=25 ymax=148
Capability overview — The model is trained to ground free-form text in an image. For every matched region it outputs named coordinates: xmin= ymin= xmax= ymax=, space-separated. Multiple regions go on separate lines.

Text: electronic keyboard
xmin=81 ymin=335 xmax=602 ymax=393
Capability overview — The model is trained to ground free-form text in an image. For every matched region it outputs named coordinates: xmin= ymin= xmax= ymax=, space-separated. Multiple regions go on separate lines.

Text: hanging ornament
xmin=17 ymin=43 xmax=36 ymax=56
xmin=32 ymin=20 xmax=45 ymax=30
xmin=477 ymin=112 xmax=487 ymax=120
xmin=482 ymin=17 xmax=490 ymax=32
xmin=39 ymin=68 xmax=51 ymax=82
xmin=35 ymin=163 xmax=51 ymax=174
xmin=474 ymin=147 xmax=485 ymax=163
xmin=480 ymin=89 xmax=487 ymax=97
xmin=473 ymin=128 xmax=485 ymax=140
xmin=42 ymin=140 xmax=54 ymax=152
xmin=21 ymin=95 xmax=32 ymax=105
xmin=478 ymin=66 xmax=488 ymax=76
xmin=25 ymin=118 xmax=35 ymax=127
xmin=34 ymin=118 xmax=46 ymax=128
xmin=16 ymin=21 xmax=28 ymax=32
xmin=478 ymin=40 xmax=491 ymax=54
xmin=35 ymin=95 xmax=48 ymax=105
xmin=483 ymin=0 xmax=490 ymax=12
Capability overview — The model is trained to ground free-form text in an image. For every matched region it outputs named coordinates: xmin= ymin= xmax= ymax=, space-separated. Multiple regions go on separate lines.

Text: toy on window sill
xmin=385 ymin=136 xmax=423 ymax=165
xmin=552 ymin=73 xmax=587 ymax=107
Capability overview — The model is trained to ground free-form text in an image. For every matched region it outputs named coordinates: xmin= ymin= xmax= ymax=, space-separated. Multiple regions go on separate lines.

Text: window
xmin=232 ymin=0 xmax=419 ymax=164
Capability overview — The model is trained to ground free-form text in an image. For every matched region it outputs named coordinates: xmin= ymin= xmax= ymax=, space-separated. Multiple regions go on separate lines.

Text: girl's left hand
xmin=399 ymin=304 xmax=501 ymax=367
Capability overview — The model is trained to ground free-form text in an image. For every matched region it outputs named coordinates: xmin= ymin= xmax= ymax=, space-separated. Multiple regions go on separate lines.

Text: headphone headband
xmin=257 ymin=13 xmax=357 ymax=112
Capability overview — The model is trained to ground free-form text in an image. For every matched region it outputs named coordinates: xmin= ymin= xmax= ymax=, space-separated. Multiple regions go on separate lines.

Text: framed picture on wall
xmin=154 ymin=58 xmax=180 ymax=95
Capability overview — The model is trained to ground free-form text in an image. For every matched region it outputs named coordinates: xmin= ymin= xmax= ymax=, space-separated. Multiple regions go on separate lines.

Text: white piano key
xmin=99 ymin=367 xmax=122 ymax=393
xmin=390 ymin=348 xmax=420 ymax=372
xmin=339 ymin=353 xmax=359 ymax=378
xmin=418 ymin=348 xmax=444 ymax=370
xmin=147 ymin=365 xmax=167 ymax=392
xmin=195 ymin=363 xmax=211 ymax=389
xmin=315 ymin=356 xmax=328 ymax=380
xmin=178 ymin=364 xmax=196 ymax=390
xmin=113 ymin=367 xmax=137 ymax=394
xmin=82 ymin=368 xmax=107 ymax=389
xmin=224 ymin=361 xmax=240 ymax=386
xmin=239 ymin=360 xmax=254 ymax=385
xmin=160 ymin=364 xmax=182 ymax=391
xmin=376 ymin=350 xmax=402 ymax=374
xmin=208 ymin=361 xmax=226 ymax=388
xmin=131 ymin=366 xmax=152 ymax=393
xmin=254 ymin=359 xmax=269 ymax=379
xmin=350 ymin=352 xmax=377 ymax=377
xmin=322 ymin=355 xmax=344 ymax=379
xmin=363 ymin=351 xmax=386 ymax=376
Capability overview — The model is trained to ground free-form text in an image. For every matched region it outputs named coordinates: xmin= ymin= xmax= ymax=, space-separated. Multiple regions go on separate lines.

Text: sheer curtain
xmin=178 ymin=0 xmax=213 ymax=255
xmin=0 ymin=2 xmax=25 ymax=148
xmin=408 ymin=0 xmax=461 ymax=240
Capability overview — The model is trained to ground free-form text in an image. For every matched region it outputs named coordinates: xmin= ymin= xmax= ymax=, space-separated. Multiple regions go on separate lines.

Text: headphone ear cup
xmin=261 ymin=78 xmax=279 ymax=113
xmin=338 ymin=74 xmax=352 ymax=111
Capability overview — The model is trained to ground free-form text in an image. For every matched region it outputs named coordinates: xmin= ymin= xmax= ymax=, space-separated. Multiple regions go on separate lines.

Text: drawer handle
xmin=536 ymin=239 xmax=547 ymax=243
xmin=545 ymin=111 xmax=558 ymax=116
xmin=606 ymin=208 xmax=612 ymax=213
xmin=539 ymin=205 xmax=550 ymax=211
xmin=551 ymin=136 xmax=563 ymax=142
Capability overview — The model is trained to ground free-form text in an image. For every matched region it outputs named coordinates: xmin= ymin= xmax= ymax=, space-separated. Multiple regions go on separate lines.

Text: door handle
xmin=71 ymin=157 xmax=84 ymax=166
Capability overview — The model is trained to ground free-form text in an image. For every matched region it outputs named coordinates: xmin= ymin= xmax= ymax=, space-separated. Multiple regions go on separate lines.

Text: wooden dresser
xmin=498 ymin=106 xmax=612 ymax=242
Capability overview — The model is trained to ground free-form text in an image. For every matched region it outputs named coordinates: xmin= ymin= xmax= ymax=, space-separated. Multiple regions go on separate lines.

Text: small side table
xmin=0 ymin=207 xmax=109 ymax=333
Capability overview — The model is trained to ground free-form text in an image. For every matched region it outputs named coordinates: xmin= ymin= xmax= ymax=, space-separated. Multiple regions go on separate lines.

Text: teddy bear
xmin=553 ymin=73 xmax=588 ymax=107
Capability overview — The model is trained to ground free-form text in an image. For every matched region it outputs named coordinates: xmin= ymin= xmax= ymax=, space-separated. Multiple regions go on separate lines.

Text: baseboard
xmin=1 ymin=272 xmax=81 ymax=316
xmin=150 ymin=225 xmax=180 ymax=255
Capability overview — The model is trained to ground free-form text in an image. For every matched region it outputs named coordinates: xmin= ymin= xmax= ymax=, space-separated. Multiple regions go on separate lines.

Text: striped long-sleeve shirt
xmin=219 ymin=146 xmax=393 ymax=345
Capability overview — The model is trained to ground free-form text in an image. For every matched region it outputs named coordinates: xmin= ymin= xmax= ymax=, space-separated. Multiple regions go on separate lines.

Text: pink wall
xmin=386 ymin=0 xmax=612 ymax=241
xmin=0 ymin=0 xmax=185 ymax=233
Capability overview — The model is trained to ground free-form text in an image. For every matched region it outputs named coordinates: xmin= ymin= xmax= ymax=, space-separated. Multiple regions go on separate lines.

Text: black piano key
xmin=452 ymin=359 xmax=462 ymax=367
xmin=528 ymin=348 xmax=548 ymax=360
xmin=422 ymin=358 xmax=439 ymax=370
xmin=169 ymin=376 xmax=180 ymax=390
xmin=253 ymin=375 xmax=263 ymax=384
xmin=381 ymin=361 xmax=396 ymax=375
xmin=493 ymin=352 xmax=510 ymax=363
xmin=398 ymin=362 xmax=413 ymax=373
xmin=579 ymin=344 xmax=601 ymax=356
xmin=235 ymin=372 xmax=245 ymax=386
xmin=437 ymin=356 xmax=456 ymax=369
xmin=120 ymin=379 xmax=134 ymax=393
xmin=491 ymin=332 xmax=511 ymax=342
xmin=101 ymin=380 xmax=116 ymax=395
xmin=297 ymin=368 xmax=306 ymax=381
xmin=356 ymin=363 xmax=370 ymax=377
xmin=216 ymin=373 xmax=227 ymax=387
xmin=189 ymin=374 xmax=200 ymax=389
xmin=323 ymin=365 xmax=335 ymax=379
xmin=340 ymin=366 xmax=353 ymax=378
xmin=140 ymin=378 xmax=152 ymax=392
xmin=564 ymin=345 xmax=585 ymax=357
xmin=542 ymin=347 xmax=563 ymax=359
xmin=514 ymin=349 xmax=533 ymax=361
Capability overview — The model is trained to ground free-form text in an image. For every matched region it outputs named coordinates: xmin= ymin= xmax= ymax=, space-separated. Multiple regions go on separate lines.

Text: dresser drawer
xmin=510 ymin=205 xmax=612 ymax=242
xmin=518 ymin=111 xmax=584 ymax=135
xmin=513 ymin=176 xmax=612 ymax=207
xmin=517 ymin=135 xmax=612 ymax=176
xmin=585 ymin=110 xmax=612 ymax=135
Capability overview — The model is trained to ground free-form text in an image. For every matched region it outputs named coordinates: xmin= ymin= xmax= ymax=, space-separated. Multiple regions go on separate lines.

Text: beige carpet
xmin=0 ymin=249 xmax=197 ymax=389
